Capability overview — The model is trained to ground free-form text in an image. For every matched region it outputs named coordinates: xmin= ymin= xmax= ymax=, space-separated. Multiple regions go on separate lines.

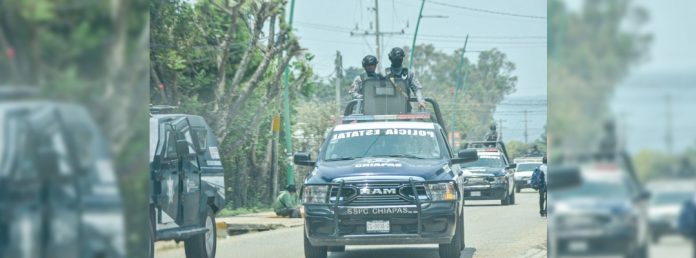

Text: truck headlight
xmin=302 ymin=185 xmax=329 ymax=204
xmin=425 ymin=182 xmax=456 ymax=201
xmin=490 ymin=176 xmax=506 ymax=184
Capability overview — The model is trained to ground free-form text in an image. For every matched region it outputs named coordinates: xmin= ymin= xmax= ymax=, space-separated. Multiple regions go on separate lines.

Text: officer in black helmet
xmin=484 ymin=123 xmax=499 ymax=142
xmin=349 ymin=55 xmax=382 ymax=99
xmin=385 ymin=47 xmax=426 ymax=109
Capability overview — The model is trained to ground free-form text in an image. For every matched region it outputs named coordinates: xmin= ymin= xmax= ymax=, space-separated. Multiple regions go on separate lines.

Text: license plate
xmin=471 ymin=191 xmax=481 ymax=197
xmin=526 ymin=179 xmax=532 ymax=184
xmin=366 ymin=220 xmax=390 ymax=233
xmin=568 ymin=241 xmax=588 ymax=252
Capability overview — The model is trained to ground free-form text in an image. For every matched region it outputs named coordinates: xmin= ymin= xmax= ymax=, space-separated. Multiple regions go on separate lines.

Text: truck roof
xmin=333 ymin=121 xmax=436 ymax=131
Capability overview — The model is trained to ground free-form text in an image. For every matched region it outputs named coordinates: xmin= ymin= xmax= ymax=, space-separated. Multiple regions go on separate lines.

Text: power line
xmin=423 ymin=0 xmax=546 ymax=20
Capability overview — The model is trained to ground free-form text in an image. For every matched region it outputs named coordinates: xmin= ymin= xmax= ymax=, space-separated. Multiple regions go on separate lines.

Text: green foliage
xmin=408 ymin=44 xmax=518 ymax=140
xmin=548 ymin=0 xmax=652 ymax=151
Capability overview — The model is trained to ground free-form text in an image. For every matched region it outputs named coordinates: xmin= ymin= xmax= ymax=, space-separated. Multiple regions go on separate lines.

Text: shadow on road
xmin=328 ymin=246 xmax=476 ymax=258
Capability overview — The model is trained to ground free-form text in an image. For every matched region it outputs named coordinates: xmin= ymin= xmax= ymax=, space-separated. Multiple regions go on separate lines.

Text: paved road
xmin=156 ymin=189 xmax=547 ymax=258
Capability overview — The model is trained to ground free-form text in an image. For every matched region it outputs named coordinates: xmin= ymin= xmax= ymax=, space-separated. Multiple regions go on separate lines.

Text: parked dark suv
xmin=0 ymin=88 xmax=125 ymax=258
xmin=149 ymin=106 xmax=225 ymax=258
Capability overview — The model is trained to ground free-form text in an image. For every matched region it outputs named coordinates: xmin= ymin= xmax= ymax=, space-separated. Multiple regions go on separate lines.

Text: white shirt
xmin=540 ymin=164 xmax=547 ymax=184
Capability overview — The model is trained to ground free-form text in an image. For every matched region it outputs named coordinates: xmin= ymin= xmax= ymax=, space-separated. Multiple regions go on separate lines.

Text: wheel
xmin=304 ymin=229 xmax=327 ymax=258
xmin=328 ymin=246 xmax=346 ymax=252
xmin=439 ymin=212 xmax=463 ymax=258
xmin=185 ymin=207 xmax=216 ymax=258
xmin=500 ymin=191 xmax=509 ymax=205
xmin=635 ymin=243 xmax=649 ymax=258
xmin=510 ymin=191 xmax=516 ymax=205
xmin=458 ymin=209 xmax=465 ymax=250
xmin=515 ymin=186 xmax=521 ymax=193
xmin=651 ymin=233 xmax=660 ymax=244
xmin=148 ymin=205 xmax=156 ymax=258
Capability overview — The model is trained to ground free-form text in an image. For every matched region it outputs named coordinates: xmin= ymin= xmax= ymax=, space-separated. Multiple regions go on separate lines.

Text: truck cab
xmin=149 ymin=106 xmax=225 ymax=258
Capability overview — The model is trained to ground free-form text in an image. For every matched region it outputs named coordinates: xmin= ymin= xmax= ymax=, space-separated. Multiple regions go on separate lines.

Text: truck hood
xmin=307 ymin=157 xmax=451 ymax=183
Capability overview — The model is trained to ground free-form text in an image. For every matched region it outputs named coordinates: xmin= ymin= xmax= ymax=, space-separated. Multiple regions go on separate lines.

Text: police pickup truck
xmin=296 ymin=100 xmax=478 ymax=258
xmin=460 ymin=142 xmax=517 ymax=205
xmin=149 ymin=106 xmax=225 ymax=258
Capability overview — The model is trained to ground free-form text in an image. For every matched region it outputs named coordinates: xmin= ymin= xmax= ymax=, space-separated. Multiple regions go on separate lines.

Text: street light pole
xmin=408 ymin=0 xmax=426 ymax=70
xmin=449 ymin=35 xmax=469 ymax=135
xmin=283 ymin=0 xmax=296 ymax=186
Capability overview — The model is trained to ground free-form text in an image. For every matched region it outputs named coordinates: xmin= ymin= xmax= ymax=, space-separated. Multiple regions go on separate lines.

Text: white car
xmin=648 ymin=190 xmax=694 ymax=243
xmin=513 ymin=162 xmax=542 ymax=192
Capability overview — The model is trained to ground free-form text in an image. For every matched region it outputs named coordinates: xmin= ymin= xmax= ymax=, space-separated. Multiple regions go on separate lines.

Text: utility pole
xmin=282 ymin=0 xmax=296 ymax=186
xmin=334 ymin=51 xmax=343 ymax=115
xmin=449 ymin=35 xmax=469 ymax=134
xmin=351 ymin=0 xmax=406 ymax=72
xmin=665 ymin=94 xmax=673 ymax=154
xmin=498 ymin=119 xmax=505 ymax=141
xmin=374 ymin=0 xmax=381 ymax=69
xmin=524 ymin=109 xmax=528 ymax=144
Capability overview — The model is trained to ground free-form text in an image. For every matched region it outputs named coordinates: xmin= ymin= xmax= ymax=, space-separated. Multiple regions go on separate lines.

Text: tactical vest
xmin=362 ymin=71 xmax=410 ymax=115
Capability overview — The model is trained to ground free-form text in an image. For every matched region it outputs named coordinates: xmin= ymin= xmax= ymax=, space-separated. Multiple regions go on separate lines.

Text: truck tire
xmin=510 ymin=191 xmax=516 ymax=205
xmin=458 ymin=209 xmax=465 ymax=250
xmin=148 ymin=205 xmax=155 ymax=258
xmin=438 ymin=213 xmax=463 ymax=258
xmin=500 ymin=192 xmax=509 ymax=205
xmin=516 ymin=186 xmax=521 ymax=193
xmin=185 ymin=207 xmax=216 ymax=258
xmin=304 ymin=230 xmax=327 ymax=258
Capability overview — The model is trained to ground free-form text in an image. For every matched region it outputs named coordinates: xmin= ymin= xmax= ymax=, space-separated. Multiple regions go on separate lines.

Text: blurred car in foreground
xmin=549 ymin=162 xmax=651 ymax=258
xmin=0 ymin=87 xmax=125 ymax=258
xmin=647 ymin=184 xmax=695 ymax=243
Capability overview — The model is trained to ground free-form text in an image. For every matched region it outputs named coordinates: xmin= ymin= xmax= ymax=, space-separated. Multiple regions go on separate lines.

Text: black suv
xmin=460 ymin=142 xmax=517 ymax=205
xmin=149 ymin=106 xmax=225 ymax=258
xmin=0 ymin=88 xmax=125 ymax=258
xmin=295 ymin=99 xmax=478 ymax=258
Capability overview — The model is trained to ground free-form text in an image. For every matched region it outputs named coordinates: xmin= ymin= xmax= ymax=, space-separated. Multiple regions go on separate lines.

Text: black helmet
xmin=388 ymin=47 xmax=405 ymax=62
xmin=286 ymin=185 xmax=297 ymax=193
xmin=362 ymin=55 xmax=378 ymax=68
xmin=490 ymin=124 xmax=497 ymax=130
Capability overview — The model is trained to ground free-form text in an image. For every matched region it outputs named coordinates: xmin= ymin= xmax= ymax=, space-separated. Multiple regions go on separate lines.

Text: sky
xmin=291 ymin=0 xmax=547 ymax=98
xmin=609 ymin=0 xmax=696 ymax=154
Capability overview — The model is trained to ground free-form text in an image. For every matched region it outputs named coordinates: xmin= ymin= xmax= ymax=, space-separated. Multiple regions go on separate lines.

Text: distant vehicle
xmin=0 ymin=89 xmax=125 ymax=258
xmin=648 ymin=189 xmax=694 ymax=243
xmin=549 ymin=162 xmax=651 ymax=258
xmin=512 ymin=157 xmax=543 ymax=193
xmin=460 ymin=142 xmax=517 ymax=205
xmin=298 ymin=98 xmax=478 ymax=258
xmin=149 ymin=106 xmax=225 ymax=258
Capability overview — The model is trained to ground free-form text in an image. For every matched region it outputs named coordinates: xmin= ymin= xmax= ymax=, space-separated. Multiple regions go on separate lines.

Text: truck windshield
xmin=323 ymin=128 xmax=441 ymax=161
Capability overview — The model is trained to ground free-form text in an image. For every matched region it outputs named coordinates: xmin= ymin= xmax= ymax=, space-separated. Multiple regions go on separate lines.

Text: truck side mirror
xmin=547 ymin=166 xmax=582 ymax=191
xmin=452 ymin=149 xmax=478 ymax=164
xmin=506 ymin=163 xmax=517 ymax=169
xmin=294 ymin=153 xmax=316 ymax=166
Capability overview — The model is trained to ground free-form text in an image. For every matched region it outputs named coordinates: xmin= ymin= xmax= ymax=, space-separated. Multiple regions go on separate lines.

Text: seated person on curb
xmin=273 ymin=185 xmax=301 ymax=218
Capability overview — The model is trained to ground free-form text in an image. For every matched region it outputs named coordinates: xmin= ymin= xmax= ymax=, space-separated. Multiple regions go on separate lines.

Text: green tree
xmin=407 ymin=44 xmax=518 ymax=140
xmin=548 ymin=0 xmax=652 ymax=151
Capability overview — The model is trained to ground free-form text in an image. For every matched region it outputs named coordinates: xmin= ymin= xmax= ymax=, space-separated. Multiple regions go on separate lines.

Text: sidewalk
xmin=217 ymin=211 xmax=304 ymax=236
xmin=155 ymin=212 xmax=304 ymax=251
